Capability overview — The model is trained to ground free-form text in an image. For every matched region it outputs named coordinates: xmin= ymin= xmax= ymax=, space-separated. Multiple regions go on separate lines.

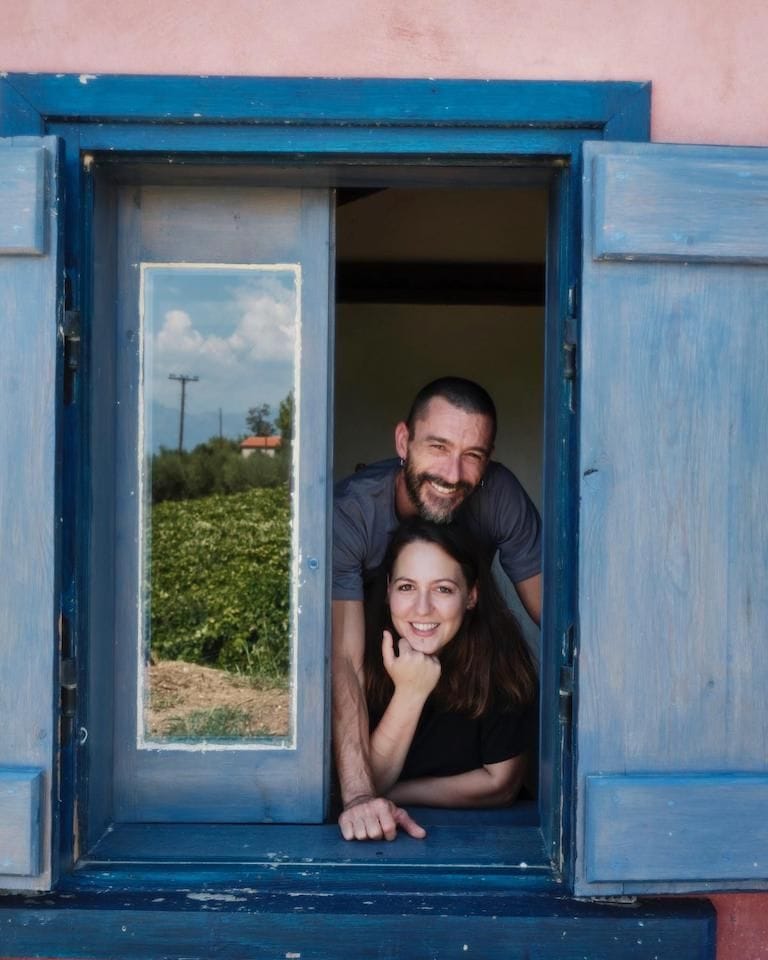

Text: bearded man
xmin=332 ymin=377 xmax=541 ymax=841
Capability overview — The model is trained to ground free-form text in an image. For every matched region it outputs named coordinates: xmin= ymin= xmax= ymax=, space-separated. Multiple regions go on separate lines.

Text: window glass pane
xmin=140 ymin=264 xmax=299 ymax=746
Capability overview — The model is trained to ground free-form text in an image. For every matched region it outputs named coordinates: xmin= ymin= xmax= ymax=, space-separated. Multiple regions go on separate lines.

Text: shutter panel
xmin=0 ymin=137 xmax=62 ymax=891
xmin=576 ymin=140 xmax=768 ymax=895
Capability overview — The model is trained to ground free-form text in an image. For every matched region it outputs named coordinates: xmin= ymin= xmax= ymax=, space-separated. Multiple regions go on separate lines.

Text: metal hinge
xmin=63 ymin=309 xmax=81 ymax=404
xmin=60 ymin=613 xmax=77 ymax=742
xmin=61 ymin=657 xmax=77 ymax=719
xmin=63 ymin=309 xmax=81 ymax=371
xmin=559 ymin=623 xmax=575 ymax=726
xmin=564 ymin=286 xmax=578 ymax=410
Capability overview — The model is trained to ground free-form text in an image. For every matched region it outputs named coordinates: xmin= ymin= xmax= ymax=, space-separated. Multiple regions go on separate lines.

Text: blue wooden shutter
xmin=576 ymin=140 xmax=768 ymax=895
xmin=0 ymin=137 xmax=62 ymax=891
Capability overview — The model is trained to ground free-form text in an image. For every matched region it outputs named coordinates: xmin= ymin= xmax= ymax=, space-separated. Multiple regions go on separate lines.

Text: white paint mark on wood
xmin=186 ymin=892 xmax=247 ymax=902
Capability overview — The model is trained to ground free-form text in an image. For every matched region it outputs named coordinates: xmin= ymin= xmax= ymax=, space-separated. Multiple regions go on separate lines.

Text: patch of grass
xmin=150 ymin=693 xmax=179 ymax=711
xmin=163 ymin=705 xmax=253 ymax=739
xmin=241 ymin=673 xmax=290 ymax=692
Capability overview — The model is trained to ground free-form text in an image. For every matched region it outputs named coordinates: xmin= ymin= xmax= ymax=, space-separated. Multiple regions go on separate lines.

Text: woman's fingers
xmin=382 ymin=629 xmax=395 ymax=671
xmin=396 ymin=635 xmax=413 ymax=656
xmin=384 ymin=633 xmax=441 ymax=696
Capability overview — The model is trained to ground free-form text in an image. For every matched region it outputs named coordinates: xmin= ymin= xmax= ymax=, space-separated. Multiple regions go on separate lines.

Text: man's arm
xmin=332 ymin=599 xmax=374 ymax=804
xmin=332 ymin=600 xmax=426 ymax=841
xmin=514 ymin=572 xmax=541 ymax=626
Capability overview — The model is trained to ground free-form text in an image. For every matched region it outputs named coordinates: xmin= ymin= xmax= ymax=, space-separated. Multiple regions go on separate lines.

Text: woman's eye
xmin=436 ymin=585 xmax=454 ymax=594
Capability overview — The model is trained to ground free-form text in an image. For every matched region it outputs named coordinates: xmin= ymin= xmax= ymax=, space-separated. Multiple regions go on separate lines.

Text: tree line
xmin=151 ymin=393 xmax=293 ymax=503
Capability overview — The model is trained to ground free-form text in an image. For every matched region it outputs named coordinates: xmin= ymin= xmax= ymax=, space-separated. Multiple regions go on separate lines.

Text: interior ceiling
xmin=335 ymin=186 xmax=547 ymax=305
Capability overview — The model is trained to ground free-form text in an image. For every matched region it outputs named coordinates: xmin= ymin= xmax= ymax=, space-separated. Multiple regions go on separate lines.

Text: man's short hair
xmin=405 ymin=377 xmax=497 ymax=446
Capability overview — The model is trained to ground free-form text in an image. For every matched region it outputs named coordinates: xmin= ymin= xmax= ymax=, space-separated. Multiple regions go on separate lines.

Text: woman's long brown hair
xmin=364 ymin=519 xmax=538 ymax=719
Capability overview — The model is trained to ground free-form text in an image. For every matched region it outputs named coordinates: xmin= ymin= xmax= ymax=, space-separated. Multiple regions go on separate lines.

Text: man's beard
xmin=403 ymin=458 xmax=474 ymax=523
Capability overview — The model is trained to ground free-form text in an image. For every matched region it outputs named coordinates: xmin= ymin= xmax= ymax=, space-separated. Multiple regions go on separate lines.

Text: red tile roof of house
xmin=240 ymin=435 xmax=283 ymax=449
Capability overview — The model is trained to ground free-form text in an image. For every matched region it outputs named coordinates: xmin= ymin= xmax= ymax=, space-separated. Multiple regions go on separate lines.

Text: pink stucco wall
xmin=712 ymin=896 xmax=768 ymax=960
xmin=3 ymin=1 xmax=768 ymax=957
xmin=2 ymin=0 xmax=768 ymax=146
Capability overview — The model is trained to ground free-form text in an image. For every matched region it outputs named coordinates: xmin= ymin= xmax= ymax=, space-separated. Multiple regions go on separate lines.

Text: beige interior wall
xmin=333 ymin=187 xmax=547 ymax=509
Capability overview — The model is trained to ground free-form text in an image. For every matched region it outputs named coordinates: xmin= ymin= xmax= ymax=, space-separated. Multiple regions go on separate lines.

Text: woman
xmin=364 ymin=519 xmax=537 ymax=808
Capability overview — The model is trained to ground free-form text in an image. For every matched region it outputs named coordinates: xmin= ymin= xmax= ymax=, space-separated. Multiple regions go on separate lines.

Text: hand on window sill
xmin=338 ymin=795 xmax=426 ymax=842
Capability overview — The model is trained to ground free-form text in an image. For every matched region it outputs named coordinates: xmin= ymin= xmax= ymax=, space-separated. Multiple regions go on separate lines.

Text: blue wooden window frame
xmin=0 ymin=75 xmax=650 ymax=894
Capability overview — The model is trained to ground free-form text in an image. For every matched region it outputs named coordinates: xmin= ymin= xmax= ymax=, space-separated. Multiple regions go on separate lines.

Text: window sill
xmin=1 ymin=799 xmax=714 ymax=960
xmin=74 ymin=804 xmax=556 ymax=896
xmin=0 ymin=881 xmax=714 ymax=960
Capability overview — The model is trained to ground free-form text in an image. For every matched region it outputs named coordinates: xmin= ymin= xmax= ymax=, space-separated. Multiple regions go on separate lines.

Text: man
xmin=333 ymin=377 xmax=541 ymax=841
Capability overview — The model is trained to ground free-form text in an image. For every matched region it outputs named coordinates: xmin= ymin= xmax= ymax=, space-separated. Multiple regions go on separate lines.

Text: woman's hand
xmin=381 ymin=629 xmax=441 ymax=700
xmin=369 ymin=631 xmax=440 ymax=796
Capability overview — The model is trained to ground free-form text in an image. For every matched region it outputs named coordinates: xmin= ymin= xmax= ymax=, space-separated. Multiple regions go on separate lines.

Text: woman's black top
xmin=371 ymin=694 xmax=534 ymax=783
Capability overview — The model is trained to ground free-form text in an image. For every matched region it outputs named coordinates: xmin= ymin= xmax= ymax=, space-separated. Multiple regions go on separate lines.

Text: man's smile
xmin=426 ymin=477 xmax=462 ymax=496
xmin=401 ymin=462 xmax=476 ymax=523
xmin=421 ymin=473 xmax=471 ymax=497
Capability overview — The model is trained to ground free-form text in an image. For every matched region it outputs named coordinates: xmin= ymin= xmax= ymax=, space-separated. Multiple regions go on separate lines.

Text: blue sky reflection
xmin=141 ymin=264 xmax=299 ymax=451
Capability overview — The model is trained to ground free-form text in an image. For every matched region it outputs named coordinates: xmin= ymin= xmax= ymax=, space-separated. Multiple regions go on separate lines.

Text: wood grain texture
xmin=585 ymin=774 xmax=768 ymax=881
xmin=0 ymin=769 xmax=42 ymax=876
xmin=5 ymin=75 xmax=650 ymax=130
xmin=0 ymin=890 xmax=714 ymax=960
xmin=86 ymin=815 xmax=546 ymax=868
xmin=0 ymin=136 xmax=61 ymax=892
xmin=539 ymin=163 xmax=580 ymax=873
xmin=0 ymin=145 xmax=44 ymax=253
xmin=61 ymin=120 xmax=603 ymax=158
xmin=85 ymin=172 xmax=119 ymax=846
xmin=0 ymin=78 xmax=44 ymax=137
xmin=593 ymin=152 xmax=768 ymax=263
xmin=108 ymin=185 xmax=332 ymax=823
xmin=577 ymin=140 xmax=768 ymax=896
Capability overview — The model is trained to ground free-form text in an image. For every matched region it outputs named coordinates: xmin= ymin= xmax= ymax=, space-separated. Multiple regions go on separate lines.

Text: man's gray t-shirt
xmin=333 ymin=458 xmax=541 ymax=601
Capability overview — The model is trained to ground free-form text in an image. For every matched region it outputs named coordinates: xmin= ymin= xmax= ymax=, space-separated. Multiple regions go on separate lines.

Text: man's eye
xmin=430 ymin=443 xmax=446 ymax=451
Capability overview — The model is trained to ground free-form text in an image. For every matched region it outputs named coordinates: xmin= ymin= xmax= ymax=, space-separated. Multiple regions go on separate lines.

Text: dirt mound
xmin=147 ymin=660 xmax=290 ymax=739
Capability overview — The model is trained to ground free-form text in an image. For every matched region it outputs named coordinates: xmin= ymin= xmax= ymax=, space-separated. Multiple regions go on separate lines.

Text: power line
xmin=168 ymin=373 xmax=199 ymax=452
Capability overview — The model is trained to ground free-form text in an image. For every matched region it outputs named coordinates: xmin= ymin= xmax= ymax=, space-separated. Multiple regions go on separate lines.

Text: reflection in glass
xmin=139 ymin=264 xmax=299 ymax=746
